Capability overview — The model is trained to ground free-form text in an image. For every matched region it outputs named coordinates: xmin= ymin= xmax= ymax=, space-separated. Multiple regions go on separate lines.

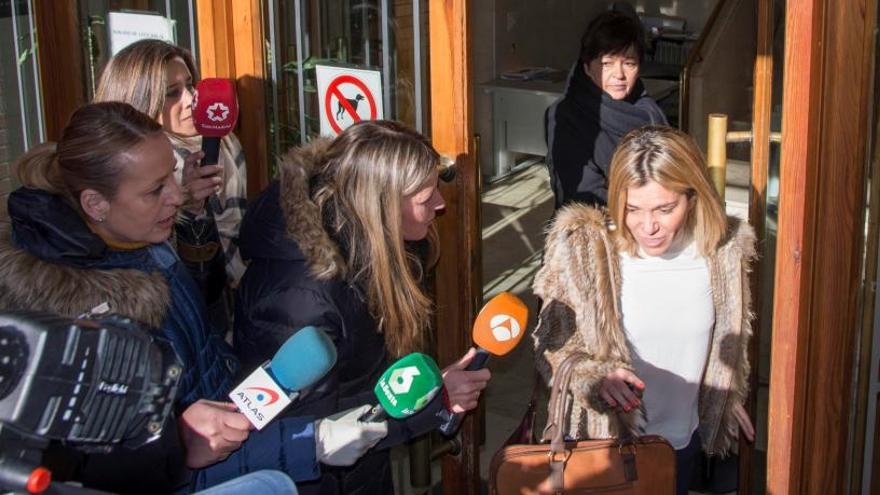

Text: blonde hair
xmin=14 ymin=102 xmax=163 ymax=213
xmin=607 ymin=125 xmax=727 ymax=256
xmin=94 ymin=39 xmax=199 ymax=120
xmin=312 ymin=120 xmax=441 ymax=357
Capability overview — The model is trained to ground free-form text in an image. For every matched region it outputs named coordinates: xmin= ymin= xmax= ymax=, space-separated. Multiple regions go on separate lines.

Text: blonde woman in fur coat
xmin=532 ymin=126 xmax=756 ymax=495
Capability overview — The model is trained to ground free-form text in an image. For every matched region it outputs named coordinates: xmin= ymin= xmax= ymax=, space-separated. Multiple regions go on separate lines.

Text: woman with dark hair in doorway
xmin=546 ymin=9 xmax=667 ymax=209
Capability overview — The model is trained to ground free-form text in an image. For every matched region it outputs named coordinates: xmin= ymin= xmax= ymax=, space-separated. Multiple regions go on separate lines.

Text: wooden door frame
xmin=429 ymin=0 xmax=482 ymax=493
xmin=768 ymin=0 xmax=877 ymax=492
xmin=739 ymin=0 xmax=773 ymax=491
xmin=195 ymin=0 xmax=270 ymax=198
xmin=34 ymin=0 xmax=87 ymax=142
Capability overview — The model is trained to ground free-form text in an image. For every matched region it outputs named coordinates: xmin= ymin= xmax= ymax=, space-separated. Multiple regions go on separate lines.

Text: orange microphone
xmin=438 ymin=292 xmax=528 ymax=435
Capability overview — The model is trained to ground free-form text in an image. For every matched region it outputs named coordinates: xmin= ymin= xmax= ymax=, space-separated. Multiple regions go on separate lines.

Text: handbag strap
xmin=541 ymin=352 xmax=584 ymax=447
xmin=540 ymin=352 xmax=638 ymax=492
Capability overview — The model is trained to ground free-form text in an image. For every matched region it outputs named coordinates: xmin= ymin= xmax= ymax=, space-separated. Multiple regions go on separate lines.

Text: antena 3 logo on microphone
xmin=490 ymin=314 xmax=521 ymax=342
xmin=229 ymin=367 xmax=292 ymax=430
xmin=473 ymin=292 xmax=529 ymax=355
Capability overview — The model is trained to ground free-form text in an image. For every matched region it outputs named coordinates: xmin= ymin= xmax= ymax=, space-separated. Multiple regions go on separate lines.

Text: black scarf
xmin=546 ymin=63 xmax=667 ymax=207
xmin=568 ymin=62 xmax=667 ymax=136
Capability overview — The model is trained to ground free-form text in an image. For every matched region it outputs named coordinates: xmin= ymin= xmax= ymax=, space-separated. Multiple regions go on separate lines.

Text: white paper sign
xmin=107 ymin=12 xmax=175 ymax=56
xmin=316 ymin=65 xmax=384 ymax=136
xmin=228 ymin=367 xmax=292 ymax=430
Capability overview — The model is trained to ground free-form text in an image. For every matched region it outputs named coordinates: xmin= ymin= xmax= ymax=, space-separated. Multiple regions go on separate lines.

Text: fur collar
xmin=0 ymin=224 xmax=170 ymax=329
xmin=276 ymin=138 xmax=346 ymax=280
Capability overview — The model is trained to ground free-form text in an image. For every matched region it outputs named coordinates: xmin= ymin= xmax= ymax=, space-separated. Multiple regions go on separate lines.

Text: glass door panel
xmin=78 ymin=0 xmax=199 ymax=98
xmin=266 ymin=0 xmax=428 ymax=166
xmin=748 ymin=2 xmax=784 ymax=492
xmin=0 ymin=0 xmax=44 ymax=217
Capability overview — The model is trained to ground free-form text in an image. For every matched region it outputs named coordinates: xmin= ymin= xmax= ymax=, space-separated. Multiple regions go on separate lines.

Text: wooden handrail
xmin=678 ymin=0 xmax=729 ymax=132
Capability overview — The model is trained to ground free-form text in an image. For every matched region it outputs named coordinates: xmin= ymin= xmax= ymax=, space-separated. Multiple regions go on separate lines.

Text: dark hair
xmin=14 ymin=102 xmax=164 ymax=211
xmin=579 ymin=10 xmax=645 ymax=65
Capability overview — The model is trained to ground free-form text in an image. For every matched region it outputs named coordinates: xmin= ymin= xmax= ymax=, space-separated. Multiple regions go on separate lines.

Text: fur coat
xmin=532 ymin=204 xmax=756 ymax=455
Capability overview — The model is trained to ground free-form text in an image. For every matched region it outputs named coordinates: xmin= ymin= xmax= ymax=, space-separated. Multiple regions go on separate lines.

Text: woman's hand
xmin=441 ymin=348 xmax=491 ymax=413
xmin=733 ymin=402 xmax=755 ymax=442
xmin=181 ymin=151 xmax=222 ymax=215
xmin=178 ymin=399 xmax=253 ymax=468
xmin=598 ymin=368 xmax=644 ymax=412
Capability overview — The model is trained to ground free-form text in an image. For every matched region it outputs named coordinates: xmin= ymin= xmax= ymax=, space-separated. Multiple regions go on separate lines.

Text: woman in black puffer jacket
xmin=235 ymin=120 xmax=490 ymax=495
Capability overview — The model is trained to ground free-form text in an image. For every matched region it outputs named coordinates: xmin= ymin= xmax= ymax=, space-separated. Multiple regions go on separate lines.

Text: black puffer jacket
xmin=234 ymin=139 xmax=445 ymax=495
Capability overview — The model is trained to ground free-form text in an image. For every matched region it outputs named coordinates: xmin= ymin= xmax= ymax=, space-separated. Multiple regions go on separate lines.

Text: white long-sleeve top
xmin=619 ymin=240 xmax=714 ymax=449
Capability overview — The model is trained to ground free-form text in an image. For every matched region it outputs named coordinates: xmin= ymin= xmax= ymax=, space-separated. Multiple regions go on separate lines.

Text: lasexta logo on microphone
xmin=244 ymin=386 xmax=280 ymax=406
xmin=388 ymin=366 xmax=420 ymax=394
xmin=490 ymin=314 xmax=520 ymax=342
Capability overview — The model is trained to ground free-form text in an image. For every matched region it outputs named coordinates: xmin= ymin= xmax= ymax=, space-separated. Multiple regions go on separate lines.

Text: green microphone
xmin=360 ymin=353 xmax=443 ymax=422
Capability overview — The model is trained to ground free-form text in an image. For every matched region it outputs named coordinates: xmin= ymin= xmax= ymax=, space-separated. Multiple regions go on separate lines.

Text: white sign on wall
xmin=107 ymin=12 xmax=175 ymax=56
xmin=315 ymin=65 xmax=384 ymax=137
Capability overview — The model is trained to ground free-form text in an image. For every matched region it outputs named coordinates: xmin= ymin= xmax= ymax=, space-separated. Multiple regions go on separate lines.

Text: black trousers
xmin=675 ymin=430 xmax=702 ymax=495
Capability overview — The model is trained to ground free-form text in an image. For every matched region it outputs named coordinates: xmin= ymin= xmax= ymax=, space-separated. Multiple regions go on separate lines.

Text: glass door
xmin=78 ymin=0 xmax=199 ymax=98
xmin=0 ymin=0 xmax=43 ymax=218
xmin=264 ymin=0 xmax=428 ymax=165
xmin=748 ymin=1 xmax=784 ymax=493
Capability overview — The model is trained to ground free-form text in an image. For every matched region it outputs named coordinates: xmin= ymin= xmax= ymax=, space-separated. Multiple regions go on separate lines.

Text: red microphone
xmin=192 ymin=78 xmax=239 ymax=166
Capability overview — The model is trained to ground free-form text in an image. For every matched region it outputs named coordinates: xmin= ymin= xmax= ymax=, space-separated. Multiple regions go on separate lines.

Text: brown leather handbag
xmin=489 ymin=353 xmax=676 ymax=494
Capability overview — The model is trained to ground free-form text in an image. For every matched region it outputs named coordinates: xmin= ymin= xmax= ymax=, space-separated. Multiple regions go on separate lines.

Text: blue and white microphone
xmin=229 ymin=326 xmax=337 ymax=430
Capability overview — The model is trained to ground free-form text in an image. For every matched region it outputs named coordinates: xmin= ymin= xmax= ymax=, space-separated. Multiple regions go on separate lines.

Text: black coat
xmin=545 ymin=63 xmax=667 ymax=208
xmin=235 ymin=177 xmax=445 ymax=495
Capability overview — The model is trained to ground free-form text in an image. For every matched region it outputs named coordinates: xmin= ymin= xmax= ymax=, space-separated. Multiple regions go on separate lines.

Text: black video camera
xmin=0 ymin=312 xmax=182 ymax=493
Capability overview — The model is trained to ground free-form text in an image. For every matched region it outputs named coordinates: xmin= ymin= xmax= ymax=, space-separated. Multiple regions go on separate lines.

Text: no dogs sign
xmin=316 ymin=65 xmax=384 ymax=137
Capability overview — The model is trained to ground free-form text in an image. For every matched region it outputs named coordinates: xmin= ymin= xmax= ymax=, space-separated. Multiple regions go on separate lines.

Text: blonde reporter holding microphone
xmin=235 ymin=120 xmax=491 ymax=495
